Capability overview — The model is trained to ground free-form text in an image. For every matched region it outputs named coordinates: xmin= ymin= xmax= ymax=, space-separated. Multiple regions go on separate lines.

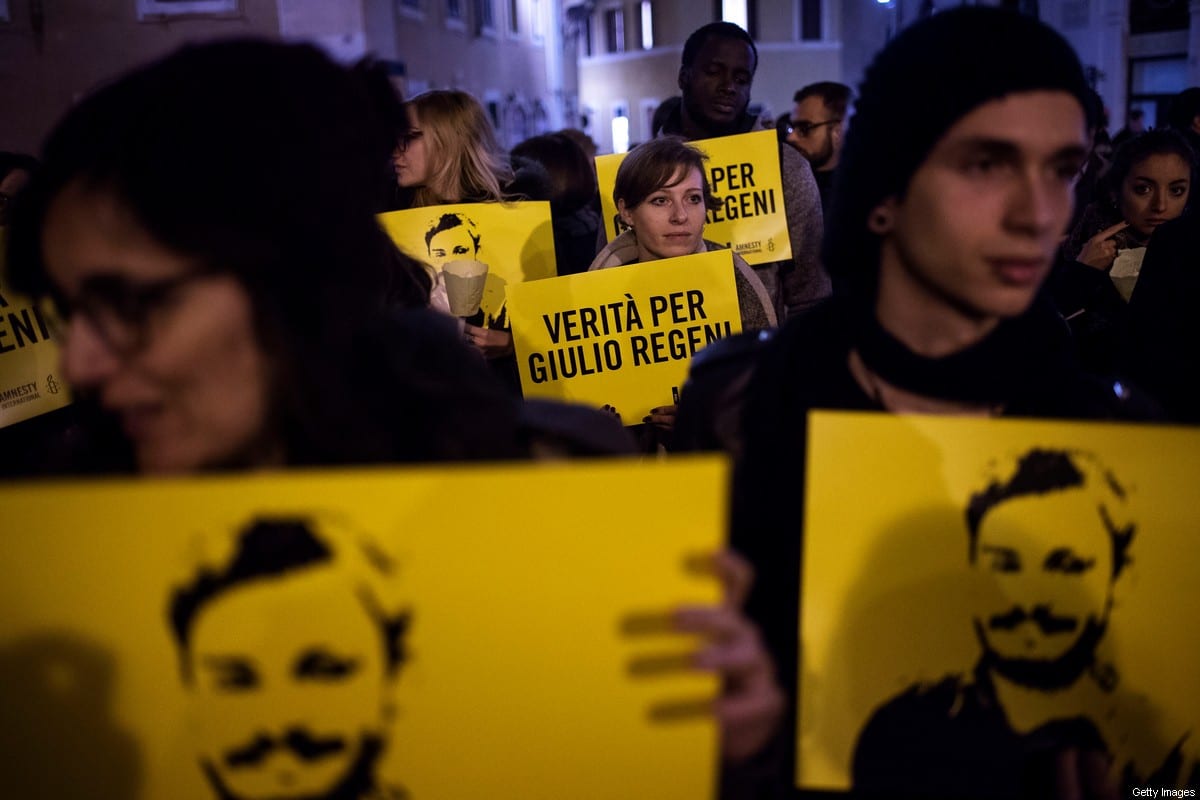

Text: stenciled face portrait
xmin=787 ymin=96 xmax=840 ymax=170
xmin=971 ymin=487 xmax=1117 ymax=685
xmin=188 ymin=566 xmax=391 ymax=800
xmin=427 ymin=225 xmax=479 ymax=266
xmin=872 ymin=91 xmax=1089 ymax=332
xmin=40 ymin=181 xmax=276 ymax=474
xmin=1118 ymin=152 xmax=1191 ymax=239
xmin=618 ymin=167 xmax=707 ymax=262
xmin=393 ymin=105 xmax=430 ymax=189
xmin=679 ymin=36 xmax=755 ymax=133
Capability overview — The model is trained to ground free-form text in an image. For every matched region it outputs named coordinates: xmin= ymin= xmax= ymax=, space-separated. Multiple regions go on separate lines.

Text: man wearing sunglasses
xmin=785 ymin=82 xmax=852 ymax=211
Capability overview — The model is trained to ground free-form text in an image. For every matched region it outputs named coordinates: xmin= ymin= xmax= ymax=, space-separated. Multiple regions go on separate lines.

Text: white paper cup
xmin=443 ymin=260 xmax=489 ymax=316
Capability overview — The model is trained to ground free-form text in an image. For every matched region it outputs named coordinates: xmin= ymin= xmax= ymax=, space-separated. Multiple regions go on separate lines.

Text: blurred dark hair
xmin=651 ymin=97 xmax=682 ymax=138
xmin=612 ymin=136 xmax=719 ymax=213
xmin=511 ymin=132 xmax=598 ymax=215
xmin=1166 ymin=87 xmax=1200 ymax=134
xmin=0 ymin=152 xmax=39 ymax=184
xmin=775 ymin=113 xmax=791 ymax=144
xmin=1 ymin=40 xmax=522 ymax=467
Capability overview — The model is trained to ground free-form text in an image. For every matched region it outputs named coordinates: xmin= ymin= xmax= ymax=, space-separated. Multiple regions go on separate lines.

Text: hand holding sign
xmin=680 ymin=551 xmax=785 ymax=765
xmin=625 ymin=550 xmax=785 ymax=766
xmin=464 ymin=324 xmax=514 ymax=359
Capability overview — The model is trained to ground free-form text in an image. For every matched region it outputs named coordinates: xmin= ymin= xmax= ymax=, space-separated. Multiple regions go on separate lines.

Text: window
xmin=475 ymin=0 xmax=494 ymax=29
xmin=612 ymin=104 xmax=630 ymax=154
xmin=1130 ymin=0 xmax=1188 ymax=34
xmin=531 ymin=0 xmax=544 ymax=39
xmin=640 ymin=0 xmax=654 ymax=49
xmin=509 ymin=0 xmax=519 ymax=32
xmin=446 ymin=0 xmax=463 ymax=19
xmin=720 ymin=0 xmax=747 ymax=30
xmin=604 ymin=7 xmax=625 ymax=53
xmin=399 ymin=0 xmax=421 ymax=8
xmin=583 ymin=11 xmax=593 ymax=56
xmin=715 ymin=0 xmax=755 ymax=37
xmin=800 ymin=0 xmax=821 ymax=40
xmin=1130 ymin=56 xmax=1187 ymax=96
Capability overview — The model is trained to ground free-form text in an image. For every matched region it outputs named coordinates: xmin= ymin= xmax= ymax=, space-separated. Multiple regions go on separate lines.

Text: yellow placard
xmin=797 ymin=412 xmax=1200 ymax=793
xmin=507 ymin=250 xmax=742 ymax=420
xmin=596 ymin=130 xmax=790 ymax=266
xmin=0 ymin=228 xmax=72 ymax=430
xmin=378 ymin=201 xmax=556 ymax=328
xmin=0 ymin=457 xmax=726 ymax=799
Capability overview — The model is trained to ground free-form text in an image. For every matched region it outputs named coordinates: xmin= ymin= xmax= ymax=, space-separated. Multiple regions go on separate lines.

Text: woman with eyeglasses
xmin=391 ymin=90 xmax=515 ymax=208
xmin=390 ymin=90 xmax=543 ymax=374
xmin=6 ymin=41 xmax=786 ymax=789
xmin=6 ymin=41 xmax=526 ymax=474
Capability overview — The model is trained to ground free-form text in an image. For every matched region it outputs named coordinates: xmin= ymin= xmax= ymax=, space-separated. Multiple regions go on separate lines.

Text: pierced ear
xmin=867 ymin=200 xmax=896 ymax=234
xmin=617 ymin=199 xmax=634 ymax=229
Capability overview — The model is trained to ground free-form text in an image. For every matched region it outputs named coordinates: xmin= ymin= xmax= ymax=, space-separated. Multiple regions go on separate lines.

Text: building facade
xmin=568 ymin=0 xmax=1200 ymax=155
xmin=375 ymin=0 xmax=567 ymax=148
xmin=572 ymin=0 xmax=845 ymax=154
xmin=2 ymin=0 xmax=1198 ymax=157
xmin=0 ymin=0 xmax=566 ymax=154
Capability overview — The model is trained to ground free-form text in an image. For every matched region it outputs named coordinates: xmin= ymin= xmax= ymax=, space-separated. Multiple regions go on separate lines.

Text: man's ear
xmin=677 ymin=65 xmax=690 ymax=95
xmin=868 ymin=197 xmax=898 ymax=235
xmin=1191 ymin=113 xmax=1200 ymax=135
xmin=617 ymin=198 xmax=635 ymax=229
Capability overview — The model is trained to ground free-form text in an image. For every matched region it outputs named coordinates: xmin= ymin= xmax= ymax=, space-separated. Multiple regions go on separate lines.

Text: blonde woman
xmin=392 ymin=89 xmax=513 ymax=207
xmin=392 ymin=90 xmax=524 ymax=364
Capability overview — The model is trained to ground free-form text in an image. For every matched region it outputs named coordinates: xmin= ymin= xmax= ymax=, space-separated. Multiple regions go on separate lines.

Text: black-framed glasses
xmin=396 ymin=130 xmax=424 ymax=153
xmin=787 ymin=119 xmax=841 ymax=137
xmin=47 ymin=271 xmax=217 ymax=355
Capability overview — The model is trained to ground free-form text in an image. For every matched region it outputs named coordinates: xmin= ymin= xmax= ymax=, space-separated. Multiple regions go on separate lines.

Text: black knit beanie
xmin=823 ymin=7 xmax=1096 ymax=298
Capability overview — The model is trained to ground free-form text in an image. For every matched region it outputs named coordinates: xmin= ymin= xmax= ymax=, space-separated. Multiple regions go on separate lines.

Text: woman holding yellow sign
xmin=392 ymin=90 xmax=531 ymax=365
xmin=588 ymin=137 xmax=776 ymax=436
xmin=8 ymin=44 xmax=786 ymax=795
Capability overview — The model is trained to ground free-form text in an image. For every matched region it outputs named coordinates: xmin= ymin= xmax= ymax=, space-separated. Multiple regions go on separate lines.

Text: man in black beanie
xmin=725 ymin=6 xmax=1152 ymax=798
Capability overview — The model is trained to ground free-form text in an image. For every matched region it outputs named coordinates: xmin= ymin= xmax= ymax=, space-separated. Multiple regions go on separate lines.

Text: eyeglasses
xmin=396 ymin=130 xmax=424 ymax=153
xmin=47 ymin=271 xmax=216 ymax=356
xmin=787 ymin=119 xmax=841 ymax=137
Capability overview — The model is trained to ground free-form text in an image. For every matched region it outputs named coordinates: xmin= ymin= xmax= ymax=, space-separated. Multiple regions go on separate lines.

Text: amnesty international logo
xmin=46 ymin=374 xmax=61 ymax=395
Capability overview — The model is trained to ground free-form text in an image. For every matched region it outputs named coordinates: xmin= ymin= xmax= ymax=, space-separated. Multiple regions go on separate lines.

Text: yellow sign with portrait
xmin=0 ymin=228 xmax=72 ymax=430
xmin=797 ymin=412 xmax=1200 ymax=794
xmin=506 ymin=249 xmax=742 ymax=421
xmin=378 ymin=201 xmax=556 ymax=329
xmin=0 ymin=457 xmax=725 ymax=799
xmin=596 ymin=130 xmax=790 ymax=266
